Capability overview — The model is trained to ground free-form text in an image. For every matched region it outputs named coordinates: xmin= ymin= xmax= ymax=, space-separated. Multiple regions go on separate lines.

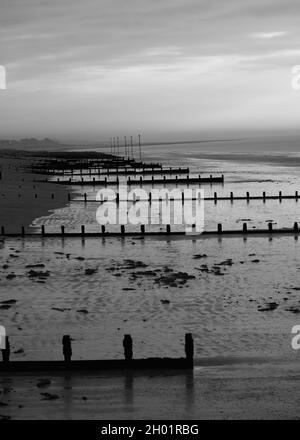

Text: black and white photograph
xmin=1 ymin=0 xmax=300 ymax=432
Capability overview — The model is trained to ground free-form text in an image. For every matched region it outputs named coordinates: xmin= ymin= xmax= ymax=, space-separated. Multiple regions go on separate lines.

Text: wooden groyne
xmin=2 ymin=190 xmax=298 ymax=204
xmin=1 ymin=222 xmax=300 ymax=238
xmin=40 ymin=167 xmax=190 ymax=177
xmin=73 ymin=190 xmax=300 ymax=203
xmin=0 ymin=334 xmax=194 ymax=372
xmin=35 ymin=174 xmax=224 ymax=186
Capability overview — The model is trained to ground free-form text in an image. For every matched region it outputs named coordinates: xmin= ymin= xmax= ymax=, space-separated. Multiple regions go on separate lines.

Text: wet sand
xmin=1 ymin=146 xmax=300 ymax=420
xmin=0 ymin=154 xmax=74 ymax=233
xmin=1 ymin=360 xmax=300 ymax=420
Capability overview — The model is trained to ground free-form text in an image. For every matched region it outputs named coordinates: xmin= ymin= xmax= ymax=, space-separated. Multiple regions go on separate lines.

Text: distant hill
xmin=0 ymin=138 xmax=70 ymax=151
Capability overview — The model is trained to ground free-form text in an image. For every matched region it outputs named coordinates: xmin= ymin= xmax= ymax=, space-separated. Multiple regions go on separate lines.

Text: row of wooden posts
xmin=2 ymin=190 xmax=299 ymax=203
xmin=79 ymin=190 xmax=300 ymax=203
xmin=1 ymin=333 xmax=194 ymax=364
xmin=1 ymin=222 xmax=300 ymax=237
xmin=36 ymin=174 xmax=224 ymax=186
xmin=37 ymin=166 xmax=189 ymax=176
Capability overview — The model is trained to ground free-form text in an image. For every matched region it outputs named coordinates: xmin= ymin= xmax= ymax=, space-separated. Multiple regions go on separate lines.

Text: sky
xmin=1 ymin=0 xmax=300 ymax=143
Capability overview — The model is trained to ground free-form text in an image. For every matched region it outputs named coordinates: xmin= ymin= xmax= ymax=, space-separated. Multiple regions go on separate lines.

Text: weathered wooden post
xmin=61 ymin=225 xmax=65 ymax=236
xmin=121 ymin=225 xmax=125 ymax=235
xmin=230 ymin=191 xmax=233 ymax=202
xmin=214 ymin=192 xmax=217 ymax=202
xmin=62 ymin=335 xmax=72 ymax=363
xmin=279 ymin=191 xmax=282 ymax=201
xmin=81 ymin=225 xmax=85 ymax=236
xmin=295 ymin=191 xmax=298 ymax=200
xmin=263 ymin=191 xmax=266 ymax=201
xmin=246 ymin=191 xmax=250 ymax=201
xmin=217 ymin=223 xmax=222 ymax=234
xmin=185 ymin=333 xmax=194 ymax=362
xmin=123 ymin=334 xmax=133 ymax=361
xmin=1 ymin=336 xmax=10 ymax=365
xmin=141 ymin=225 xmax=145 ymax=235
xmin=101 ymin=225 xmax=105 ymax=234
xmin=243 ymin=223 xmax=247 ymax=233
xmin=294 ymin=222 xmax=299 ymax=232
xmin=268 ymin=222 xmax=273 ymax=232
xmin=166 ymin=224 xmax=171 ymax=234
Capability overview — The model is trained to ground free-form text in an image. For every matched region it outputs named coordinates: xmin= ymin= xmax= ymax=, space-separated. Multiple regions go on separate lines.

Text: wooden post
xmin=182 ymin=192 xmax=184 ymax=203
xmin=84 ymin=193 xmax=87 ymax=203
xmin=121 ymin=225 xmax=125 ymax=235
xmin=185 ymin=333 xmax=194 ymax=362
xmin=41 ymin=225 xmax=45 ymax=236
xmin=246 ymin=191 xmax=250 ymax=200
xmin=268 ymin=222 xmax=273 ymax=232
xmin=61 ymin=225 xmax=65 ymax=236
xmin=101 ymin=225 xmax=105 ymax=234
xmin=279 ymin=191 xmax=282 ymax=200
xmin=263 ymin=191 xmax=266 ymax=201
xmin=149 ymin=192 xmax=152 ymax=203
xmin=1 ymin=336 xmax=10 ymax=364
xmin=166 ymin=224 xmax=171 ymax=234
xmin=123 ymin=334 xmax=133 ymax=361
xmin=243 ymin=223 xmax=247 ymax=233
xmin=217 ymin=223 xmax=222 ymax=234
xmin=81 ymin=225 xmax=85 ymax=236
xmin=294 ymin=222 xmax=298 ymax=232
xmin=62 ymin=335 xmax=72 ymax=363
xmin=214 ymin=192 xmax=217 ymax=201
xmin=230 ymin=192 xmax=233 ymax=201
xmin=295 ymin=191 xmax=298 ymax=200
xmin=141 ymin=225 xmax=145 ymax=235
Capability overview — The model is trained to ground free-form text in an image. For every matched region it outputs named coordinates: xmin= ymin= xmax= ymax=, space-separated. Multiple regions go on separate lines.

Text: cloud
xmin=251 ymin=31 xmax=288 ymax=39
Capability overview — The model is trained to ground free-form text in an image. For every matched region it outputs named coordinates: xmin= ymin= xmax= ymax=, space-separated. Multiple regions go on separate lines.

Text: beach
xmin=1 ymin=139 xmax=300 ymax=419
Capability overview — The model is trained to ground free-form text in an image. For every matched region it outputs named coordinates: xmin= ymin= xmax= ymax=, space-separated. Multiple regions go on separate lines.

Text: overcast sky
xmin=1 ymin=0 xmax=300 ymax=142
